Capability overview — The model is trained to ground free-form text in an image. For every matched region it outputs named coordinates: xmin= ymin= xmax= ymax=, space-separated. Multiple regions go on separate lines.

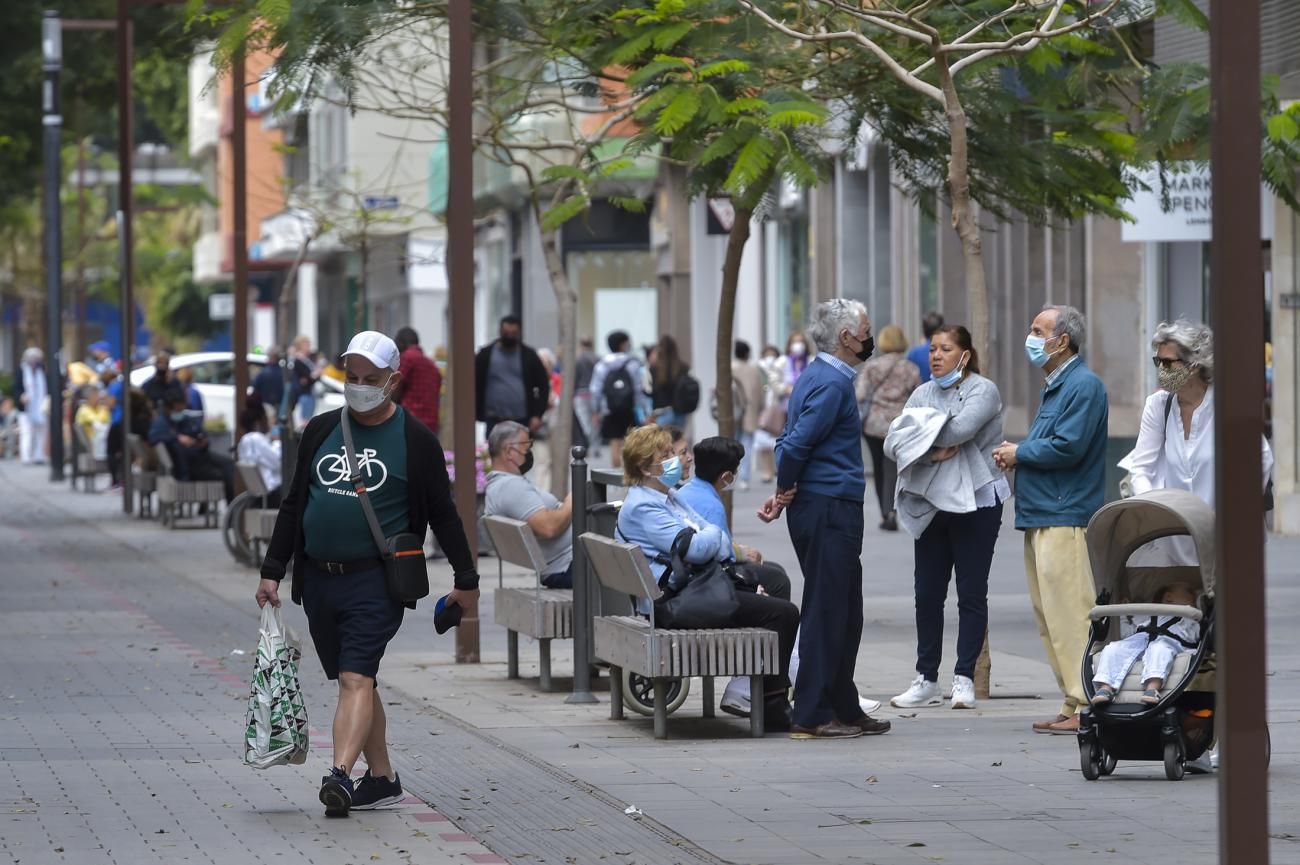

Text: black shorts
xmin=600 ymin=410 xmax=637 ymax=441
xmin=302 ymin=562 xmax=404 ymax=681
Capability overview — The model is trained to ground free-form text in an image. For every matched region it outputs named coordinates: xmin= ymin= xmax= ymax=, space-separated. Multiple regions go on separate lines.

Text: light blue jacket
xmin=617 ymin=484 xmax=727 ymax=590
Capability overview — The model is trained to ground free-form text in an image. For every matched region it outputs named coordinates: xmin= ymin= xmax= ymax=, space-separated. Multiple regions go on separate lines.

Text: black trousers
xmin=735 ymin=561 xmax=791 ymax=601
xmin=106 ymin=421 xmax=124 ymax=485
xmin=913 ymin=503 xmax=1002 ymax=681
xmin=731 ymin=590 xmax=799 ymax=698
xmin=181 ymin=449 xmax=236 ymax=504
xmin=863 ymin=435 xmax=897 ymax=521
xmin=787 ymin=492 xmax=864 ymax=727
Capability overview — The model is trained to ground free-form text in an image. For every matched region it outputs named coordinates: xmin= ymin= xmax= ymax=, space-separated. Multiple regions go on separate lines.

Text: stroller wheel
xmin=1100 ymin=750 xmax=1117 ymax=776
xmin=1164 ymin=741 xmax=1186 ymax=781
xmin=1079 ymin=742 xmax=1101 ymax=781
xmin=622 ymin=671 xmax=690 ymax=717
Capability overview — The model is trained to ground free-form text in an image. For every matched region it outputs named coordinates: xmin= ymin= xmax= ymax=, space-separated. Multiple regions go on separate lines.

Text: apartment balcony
xmin=193 ymin=231 xmax=223 ymax=284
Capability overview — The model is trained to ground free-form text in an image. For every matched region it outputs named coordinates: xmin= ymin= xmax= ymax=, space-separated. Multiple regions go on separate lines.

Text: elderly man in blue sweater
xmin=759 ymin=298 xmax=891 ymax=740
xmin=993 ymin=305 xmax=1109 ymax=736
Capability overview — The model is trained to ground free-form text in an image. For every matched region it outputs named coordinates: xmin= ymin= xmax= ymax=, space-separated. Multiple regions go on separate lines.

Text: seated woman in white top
xmin=1121 ymin=320 xmax=1274 ymax=566
xmin=615 ymin=425 xmax=800 ymax=735
xmin=237 ymin=402 xmax=282 ymax=506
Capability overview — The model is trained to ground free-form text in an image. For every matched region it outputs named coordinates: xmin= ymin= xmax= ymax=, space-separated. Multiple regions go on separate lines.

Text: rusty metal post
xmin=116 ymin=2 xmax=134 ymax=514
xmin=447 ymin=0 xmax=479 ymax=663
xmin=231 ymin=46 xmax=249 ymax=444
xmin=1210 ymin=2 xmax=1269 ymax=862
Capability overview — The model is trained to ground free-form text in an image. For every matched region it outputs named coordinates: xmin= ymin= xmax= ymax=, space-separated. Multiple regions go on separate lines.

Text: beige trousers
xmin=1024 ymin=527 xmax=1097 ymax=716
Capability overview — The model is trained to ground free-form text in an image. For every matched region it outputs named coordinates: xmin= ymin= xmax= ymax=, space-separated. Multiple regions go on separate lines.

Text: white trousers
xmin=18 ymin=414 xmax=45 ymax=463
xmin=1093 ymin=632 xmax=1183 ymax=689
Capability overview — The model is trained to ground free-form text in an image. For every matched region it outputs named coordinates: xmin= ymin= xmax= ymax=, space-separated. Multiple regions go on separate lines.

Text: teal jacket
xmin=1013 ymin=358 xmax=1109 ymax=530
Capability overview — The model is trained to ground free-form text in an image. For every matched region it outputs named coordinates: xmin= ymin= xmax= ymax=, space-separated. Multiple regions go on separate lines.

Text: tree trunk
xmin=936 ymin=53 xmax=992 ymax=700
xmin=538 ymin=225 xmax=577 ymax=497
xmin=716 ymin=205 xmax=753 ymax=523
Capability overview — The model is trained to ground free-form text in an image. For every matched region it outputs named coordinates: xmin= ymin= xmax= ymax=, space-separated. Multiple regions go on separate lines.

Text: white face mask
xmin=790 ymin=342 xmax=807 ymax=357
xmin=344 ymin=374 xmax=393 ymax=413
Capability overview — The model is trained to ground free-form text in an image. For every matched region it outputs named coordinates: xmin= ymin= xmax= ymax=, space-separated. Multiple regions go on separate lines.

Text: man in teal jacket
xmin=993 ymin=305 xmax=1109 ymax=736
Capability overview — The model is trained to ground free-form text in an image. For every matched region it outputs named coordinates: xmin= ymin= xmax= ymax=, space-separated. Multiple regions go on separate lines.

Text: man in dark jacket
xmin=257 ymin=330 xmax=479 ymax=818
xmin=474 ymin=315 xmax=549 ymax=437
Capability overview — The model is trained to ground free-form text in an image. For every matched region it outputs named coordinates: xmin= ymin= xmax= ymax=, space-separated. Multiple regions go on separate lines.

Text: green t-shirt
xmin=303 ymin=408 xmax=409 ymax=562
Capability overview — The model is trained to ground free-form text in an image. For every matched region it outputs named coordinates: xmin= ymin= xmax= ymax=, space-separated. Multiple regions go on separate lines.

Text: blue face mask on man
xmin=656 ymin=456 xmax=683 ymax=488
xmin=1024 ymin=334 xmax=1063 ymax=368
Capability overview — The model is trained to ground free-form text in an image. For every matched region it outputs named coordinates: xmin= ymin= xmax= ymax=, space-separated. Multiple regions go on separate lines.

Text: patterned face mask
xmin=1157 ymin=364 xmax=1196 ymax=393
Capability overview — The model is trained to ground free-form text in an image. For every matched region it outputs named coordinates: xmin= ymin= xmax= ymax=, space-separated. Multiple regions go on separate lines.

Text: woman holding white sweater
xmin=884 ymin=325 xmax=1008 ymax=711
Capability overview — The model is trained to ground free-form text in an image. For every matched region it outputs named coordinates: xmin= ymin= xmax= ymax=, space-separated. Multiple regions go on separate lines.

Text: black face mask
xmin=519 ymin=450 xmax=535 ymax=475
xmin=499 ymin=335 xmax=520 ymax=349
xmin=852 ymin=335 xmax=875 ymax=363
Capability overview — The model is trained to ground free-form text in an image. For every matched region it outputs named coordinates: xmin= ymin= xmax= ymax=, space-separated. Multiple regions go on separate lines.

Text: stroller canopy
xmin=1086 ymin=489 xmax=1217 ymax=597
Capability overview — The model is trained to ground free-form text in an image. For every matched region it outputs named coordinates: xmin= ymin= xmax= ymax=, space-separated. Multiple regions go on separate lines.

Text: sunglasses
xmin=1151 ymin=357 xmax=1185 ymax=370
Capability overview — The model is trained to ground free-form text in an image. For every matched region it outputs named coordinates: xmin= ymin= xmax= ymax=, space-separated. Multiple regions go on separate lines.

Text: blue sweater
xmin=1013 ymin=358 xmax=1109 ymax=530
xmin=775 ymin=357 xmax=866 ymax=502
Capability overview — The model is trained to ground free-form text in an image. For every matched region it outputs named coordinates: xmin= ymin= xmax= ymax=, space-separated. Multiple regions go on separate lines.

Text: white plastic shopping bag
xmin=244 ymin=604 xmax=309 ymax=769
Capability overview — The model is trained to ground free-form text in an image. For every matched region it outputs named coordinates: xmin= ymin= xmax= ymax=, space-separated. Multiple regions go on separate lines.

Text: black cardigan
xmin=473 ymin=340 xmax=550 ymax=423
xmin=260 ymin=408 xmax=479 ymax=606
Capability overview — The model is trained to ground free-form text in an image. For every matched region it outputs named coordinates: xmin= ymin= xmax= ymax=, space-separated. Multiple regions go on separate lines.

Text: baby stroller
xmin=1076 ymin=489 xmax=1250 ymax=781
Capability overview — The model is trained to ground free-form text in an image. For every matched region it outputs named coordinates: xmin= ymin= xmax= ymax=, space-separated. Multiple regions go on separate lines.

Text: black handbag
xmin=340 ymin=410 xmax=430 ymax=603
xmin=655 ymin=528 xmax=740 ymax=629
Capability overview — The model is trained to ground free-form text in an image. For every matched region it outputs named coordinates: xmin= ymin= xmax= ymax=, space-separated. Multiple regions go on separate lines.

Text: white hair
xmin=1152 ymin=319 xmax=1213 ymax=382
xmin=22 ymin=347 xmax=43 ymax=365
xmin=488 ymin=420 xmax=528 ymax=459
xmin=807 ymin=299 xmax=868 ymax=354
xmin=1044 ymin=305 xmax=1086 ymax=354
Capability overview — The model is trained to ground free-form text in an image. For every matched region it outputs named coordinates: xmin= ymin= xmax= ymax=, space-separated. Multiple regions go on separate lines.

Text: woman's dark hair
xmin=652 ymin=334 xmax=688 ymax=387
xmin=693 ymin=436 xmax=745 ymax=484
xmin=931 ymin=325 xmax=980 ymax=375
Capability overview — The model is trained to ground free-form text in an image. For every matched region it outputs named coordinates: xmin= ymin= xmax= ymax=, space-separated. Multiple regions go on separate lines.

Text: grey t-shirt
xmin=485 ymin=344 xmax=527 ymax=420
xmin=484 ymin=471 xmax=573 ymax=576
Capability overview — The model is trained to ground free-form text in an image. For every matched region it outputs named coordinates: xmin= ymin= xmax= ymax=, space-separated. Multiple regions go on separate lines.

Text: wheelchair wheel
xmin=222 ymin=492 xmax=257 ymax=567
xmin=622 ymin=670 xmax=690 ymax=717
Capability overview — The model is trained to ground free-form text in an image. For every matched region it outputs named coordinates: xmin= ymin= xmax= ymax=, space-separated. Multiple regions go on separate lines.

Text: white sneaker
xmin=859 ymin=696 xmax=883 ymax=715
xmin=950 ymin=675 xmax=976 ymax=709
xmin=890 ymin=675 xmax=942 ymax=708
xmin=720 ymin=677 xmax=751 ymax=718
xmin=1186 ymin=751 xmax=1215 ymax=775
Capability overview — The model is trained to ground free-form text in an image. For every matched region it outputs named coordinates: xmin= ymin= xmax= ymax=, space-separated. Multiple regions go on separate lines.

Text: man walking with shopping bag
xmin=257 ymin=331 xmax=479 ymax=817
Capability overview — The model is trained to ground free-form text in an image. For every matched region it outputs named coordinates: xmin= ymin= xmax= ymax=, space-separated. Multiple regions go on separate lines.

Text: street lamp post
xmin=41 ymin=10 xmax=65 ymax=482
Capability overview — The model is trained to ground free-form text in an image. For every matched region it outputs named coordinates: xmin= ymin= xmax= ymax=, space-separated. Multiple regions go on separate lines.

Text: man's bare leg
xmin=332 ymin=672 xmax=375 ymax=773
xmin=361 ymin=688 xmax=395 ymax=780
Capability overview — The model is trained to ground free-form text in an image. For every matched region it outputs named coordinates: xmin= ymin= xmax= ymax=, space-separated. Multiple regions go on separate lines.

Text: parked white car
xmin=129 ymin=351 xmax=344 ymax=429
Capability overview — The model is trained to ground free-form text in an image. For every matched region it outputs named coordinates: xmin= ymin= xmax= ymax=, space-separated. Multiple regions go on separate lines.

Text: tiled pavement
xmin=4 ymin=460 xmax=1300 ymax=864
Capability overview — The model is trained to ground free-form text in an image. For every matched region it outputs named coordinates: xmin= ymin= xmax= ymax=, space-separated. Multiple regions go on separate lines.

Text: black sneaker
xmin=351 ymin=770 xmax=403 ymax=810
xmin=320 ymin=767 xmax=354 ymax=817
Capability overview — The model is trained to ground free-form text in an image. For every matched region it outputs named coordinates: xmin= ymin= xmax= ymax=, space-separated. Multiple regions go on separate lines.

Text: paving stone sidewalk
xmin=5 ymin=462 xmax=1300 ymax=864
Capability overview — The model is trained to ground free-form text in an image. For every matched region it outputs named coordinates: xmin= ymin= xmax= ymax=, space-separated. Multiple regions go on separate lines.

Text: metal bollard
xmin=566 ymin=446 xmax=598 ymax=703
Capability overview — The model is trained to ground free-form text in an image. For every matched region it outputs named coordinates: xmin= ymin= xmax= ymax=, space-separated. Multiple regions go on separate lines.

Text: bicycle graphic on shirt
xmin=315 ymin=445 xmax=389 ymax=492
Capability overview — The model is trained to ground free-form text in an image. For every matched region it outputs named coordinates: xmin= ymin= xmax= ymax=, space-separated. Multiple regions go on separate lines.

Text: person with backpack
xmin=648 ymin=335 xmax=699 ymax=429
xmin=590 ymin=330 xmax=648 ymax=468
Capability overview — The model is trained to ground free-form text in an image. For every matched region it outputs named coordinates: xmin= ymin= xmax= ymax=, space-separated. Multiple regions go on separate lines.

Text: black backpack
xmin=603 ymin=360 xmax=637 ymax=414
xmin=672 ymin=374 xmax=701 ymax=415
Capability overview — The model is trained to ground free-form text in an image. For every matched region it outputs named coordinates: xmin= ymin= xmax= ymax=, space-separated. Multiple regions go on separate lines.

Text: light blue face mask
xmin=935 ymin=351 xmax=969 ymax=389
xmin=657 ymin=456 xmax=683 ymax=488
xmin=1024 ymin=334 xmax=1053 ymax=368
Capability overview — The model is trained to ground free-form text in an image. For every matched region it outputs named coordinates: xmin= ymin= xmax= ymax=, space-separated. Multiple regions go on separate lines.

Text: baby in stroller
xmin=1090 ymin=582 xmax=1199 ymax=707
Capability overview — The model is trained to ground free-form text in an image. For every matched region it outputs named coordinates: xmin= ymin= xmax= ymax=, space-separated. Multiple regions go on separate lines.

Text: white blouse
xmin=1120 ymin=386 xmax=1273 ymax=564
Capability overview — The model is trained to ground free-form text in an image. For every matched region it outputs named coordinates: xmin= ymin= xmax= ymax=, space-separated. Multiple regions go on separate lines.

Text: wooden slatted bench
xmin=72 ymin=425 xmax=109 ymax=492
xmin=481 ymin=515 xmax=573 ymax=692
xmin=236 ymin=462 xmax=279 ymax=564
xmin=153 ymin=444 xmax=224 ymax=528
xmin=579 ymin=532 xmax=779 ymax=739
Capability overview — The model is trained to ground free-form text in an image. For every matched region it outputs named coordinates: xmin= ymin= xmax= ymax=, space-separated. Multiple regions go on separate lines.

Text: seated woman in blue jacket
xmin=616 ymin=424 xmax=798 ymax=733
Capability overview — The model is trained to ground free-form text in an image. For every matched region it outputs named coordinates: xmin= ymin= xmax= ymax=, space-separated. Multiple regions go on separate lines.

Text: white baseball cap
xmin=341 ymin=331 xmax=401 ymax=371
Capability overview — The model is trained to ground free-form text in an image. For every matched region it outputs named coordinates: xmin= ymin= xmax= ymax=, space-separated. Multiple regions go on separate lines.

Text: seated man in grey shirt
xmin=483 ymin=421 xmax=574 ymax=587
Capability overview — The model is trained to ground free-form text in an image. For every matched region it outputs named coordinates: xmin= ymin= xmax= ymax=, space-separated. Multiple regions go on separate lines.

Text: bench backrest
xmin=236 ymin=461 xmax=270 ymax=498
xmin=481 ymin=515 xmax=549 ymax=587
xmin=579 ymin=533 xmax=660 ymax=601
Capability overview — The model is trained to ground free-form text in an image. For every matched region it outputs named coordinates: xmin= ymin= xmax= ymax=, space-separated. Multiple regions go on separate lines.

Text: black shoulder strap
xmin=1160 ymin=391 xmax=1174 ymax=447
xmin=339 ymin=410 xmax=390 ymax=556
xmin=1138 ymin=615 xmax=1198 ymax=650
